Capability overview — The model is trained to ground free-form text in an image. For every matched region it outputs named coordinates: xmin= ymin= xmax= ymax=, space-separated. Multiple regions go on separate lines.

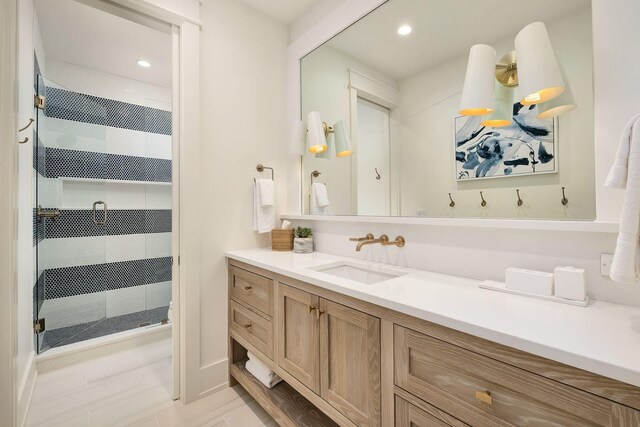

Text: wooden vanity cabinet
xmin=227 ymin=259 xmax=640 ymax=427
xmin=278 ymin=283 xmax=381 ymax=427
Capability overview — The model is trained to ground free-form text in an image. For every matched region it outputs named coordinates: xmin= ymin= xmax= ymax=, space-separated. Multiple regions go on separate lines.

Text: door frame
xmin=84 ymin=0 xmax=202 ymax=403
xmin=0 ymin=0 xmax=19 ymax=424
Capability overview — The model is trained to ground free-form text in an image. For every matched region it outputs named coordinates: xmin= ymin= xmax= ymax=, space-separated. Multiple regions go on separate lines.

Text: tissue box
xmin=554 ymin=266 xmax=586 ymax=301
xmin=271 ymin=228 xmax=294 ymax=251
xmin=505 ymin=268 xmax=554 ymax=296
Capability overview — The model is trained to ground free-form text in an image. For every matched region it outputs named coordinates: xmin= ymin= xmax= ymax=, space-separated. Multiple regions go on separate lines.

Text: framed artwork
xmin=454 ymin=103 xmax=557 ymax=181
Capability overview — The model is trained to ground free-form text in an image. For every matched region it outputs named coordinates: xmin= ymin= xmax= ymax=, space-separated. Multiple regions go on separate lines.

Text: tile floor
xmin=26 ymin=338 xmax=276 ymax=427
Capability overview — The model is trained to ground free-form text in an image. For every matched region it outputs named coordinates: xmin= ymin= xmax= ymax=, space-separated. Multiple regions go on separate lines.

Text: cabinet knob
xmin=243 ymin=323 xmax=252 ymax=329
xmin=243 ymin=286 xmax=252 ymax=291
xmin=308 ymin=305 xmax=316 ymax=313
xmin=317 ymin=309 xmax=325 ymax=319
xmin=475 ymin=390 xmax=493 ymax=405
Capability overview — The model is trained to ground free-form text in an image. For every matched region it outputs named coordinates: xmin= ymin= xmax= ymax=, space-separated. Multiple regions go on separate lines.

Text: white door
xmin=356 ymin=98 xmax=391 ymax=216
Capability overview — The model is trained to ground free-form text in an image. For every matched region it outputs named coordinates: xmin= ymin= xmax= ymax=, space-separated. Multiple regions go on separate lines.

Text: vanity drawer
xmin=230 ymin=265 xmax=274 ymax=317
xmin=395 ymin=396 xmax=468 ymax=427
xmin=230 ymin=300 xmax=273 ymax=359
xmin=394 ymin=325 xmax=621 ymax=427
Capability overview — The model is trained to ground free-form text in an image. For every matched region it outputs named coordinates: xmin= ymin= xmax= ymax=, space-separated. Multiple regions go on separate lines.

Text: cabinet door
xmin=319 ymin=298 xmax=381 ymax=427
xmin=277 ymin=283 xmax=320 ymax=394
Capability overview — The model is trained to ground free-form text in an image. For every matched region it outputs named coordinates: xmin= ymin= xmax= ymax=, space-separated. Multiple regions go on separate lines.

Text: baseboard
xmin=199 ymin=357 xmax=229 ymax=398
xmin=17 ymin=351 xmax=37 ymax=427
xmin=36 ymin=323 xmax=171 ymax=373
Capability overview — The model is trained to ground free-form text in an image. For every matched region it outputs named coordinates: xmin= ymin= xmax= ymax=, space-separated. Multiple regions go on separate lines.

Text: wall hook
xmin=374 ymin=168 xmax=381 ymax=180
xmin=480 ymin=191 xmax=487 ymax=207
xmin=19 ymin=118 xmax=34 ymax=132
xmin=516 ymin=189 xmax=523 ymax=206
xmin=448 ymin=193 xmax=455 ymax=208
xmin=18 ymin=137 xmax=29 ymax=145
xmin=561 ymin=187 xmax=569 ymax=206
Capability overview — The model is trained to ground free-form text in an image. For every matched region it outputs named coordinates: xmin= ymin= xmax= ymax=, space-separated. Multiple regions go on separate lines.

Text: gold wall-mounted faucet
xmin=349 ymin=234 xmax=389 ymax=251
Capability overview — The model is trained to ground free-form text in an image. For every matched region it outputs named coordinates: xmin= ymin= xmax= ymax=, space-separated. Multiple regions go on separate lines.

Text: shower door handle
xmin=92 ymin=201 xmax=107 ymax=225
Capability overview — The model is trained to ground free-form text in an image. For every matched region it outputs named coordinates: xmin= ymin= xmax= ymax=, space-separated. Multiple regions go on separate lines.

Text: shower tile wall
xmin=34 ymin=60 xmax=172 ymax=349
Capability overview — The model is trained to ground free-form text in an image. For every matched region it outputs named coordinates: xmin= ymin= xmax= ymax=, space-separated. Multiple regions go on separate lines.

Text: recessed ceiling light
xmin=397 ymin=25 xmax=412 ymax=36
xmin=137 ymin=60 xmax=151 ymax=68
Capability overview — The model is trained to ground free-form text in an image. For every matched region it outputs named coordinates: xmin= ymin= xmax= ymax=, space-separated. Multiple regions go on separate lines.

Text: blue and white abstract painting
xmin=454 ymin=103 xmax=556 ymax=181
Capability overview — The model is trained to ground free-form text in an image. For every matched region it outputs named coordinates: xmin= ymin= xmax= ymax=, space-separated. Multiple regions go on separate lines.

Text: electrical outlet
xmin=600 ymin=253 xmax=614 ymax=276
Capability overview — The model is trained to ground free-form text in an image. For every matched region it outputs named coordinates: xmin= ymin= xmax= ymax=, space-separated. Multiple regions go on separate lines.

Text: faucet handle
xmin=349 ymin=233 xmax=375 ymax=242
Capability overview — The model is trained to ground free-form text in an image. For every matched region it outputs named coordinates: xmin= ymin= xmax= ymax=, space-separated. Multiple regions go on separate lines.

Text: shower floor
xmin=41 ymin=305 xmax=169 ymax=350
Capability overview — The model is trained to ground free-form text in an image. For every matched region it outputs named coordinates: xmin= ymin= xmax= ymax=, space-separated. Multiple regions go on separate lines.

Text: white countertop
xmin=226 ymin=248 xmax=640 ymax=388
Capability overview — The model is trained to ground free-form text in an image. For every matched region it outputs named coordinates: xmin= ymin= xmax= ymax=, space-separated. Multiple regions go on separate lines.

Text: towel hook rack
xmin=480 ymin=191 xmax=487 ymax=207
xmin=254 ymin=164 xmax=274 ymax=182
xmin=311 ymin=170 xmax=321 ymax=185
xmin=448 ymin=193 xmax=455 ymax=208
xmin=516 ymin=189 xmax=523 ymax=207
xmin=561 ymin=187 xmax=569 ymax=206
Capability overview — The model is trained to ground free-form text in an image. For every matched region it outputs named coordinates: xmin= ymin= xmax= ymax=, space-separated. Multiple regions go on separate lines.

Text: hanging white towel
xmin=257 ymin=179 xmax=275 ymax=207
xmin=605 ymin=114 xmax=640 ymax=284
xmin=246 ymin=359 xmax=282 ymax=389
xmin=253 ymin=180 xmax=275 ymax=234
xmin=313 ymin=182 xmax=330 ymax=207
xmin=310 ymin=183 xmax=328 ymax=215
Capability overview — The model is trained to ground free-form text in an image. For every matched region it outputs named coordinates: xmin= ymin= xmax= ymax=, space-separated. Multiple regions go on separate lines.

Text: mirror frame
xmin=284 ymin=0 xmax=617 ymax=233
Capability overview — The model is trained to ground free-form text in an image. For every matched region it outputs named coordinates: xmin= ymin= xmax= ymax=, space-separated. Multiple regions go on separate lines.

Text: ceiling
xmin=35 ymin=0 xmax=172 ymax=87
xmin=325 ymin=0 xmax=591 ymax=81
xmin=236 ymin=0 xmax=322 ymax=25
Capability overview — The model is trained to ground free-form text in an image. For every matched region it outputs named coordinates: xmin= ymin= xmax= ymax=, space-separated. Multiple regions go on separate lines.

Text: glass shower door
xmin=35 ymin=75 xmax=108 ymax=352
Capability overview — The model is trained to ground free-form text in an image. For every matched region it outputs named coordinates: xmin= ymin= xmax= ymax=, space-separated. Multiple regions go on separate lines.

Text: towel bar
xmin=254 ymin=164 xmax=274 ymax=182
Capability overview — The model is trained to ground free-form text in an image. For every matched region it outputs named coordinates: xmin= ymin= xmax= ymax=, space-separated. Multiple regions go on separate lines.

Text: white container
xmin=505 ymin=267 xmax=554 ymax=296
xmin=554 ymin=266 xmax=586 ymax=301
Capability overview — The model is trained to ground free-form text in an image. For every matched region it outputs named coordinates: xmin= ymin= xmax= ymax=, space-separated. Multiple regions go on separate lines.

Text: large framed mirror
xmin=298 ymin=0 xmax=594 ymax=220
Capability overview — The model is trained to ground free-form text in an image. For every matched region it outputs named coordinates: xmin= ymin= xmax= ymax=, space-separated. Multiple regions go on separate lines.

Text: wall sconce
xmin=289 ymin=119 xmax=306 ymax=156
xmin=459 ymin=44 xmax=496 ymax=116
xmin=307 ymin=111 xmax=328 ymax=153
xmin=481 ymin=81 xmax=514 ymax=127
xmin=333 ymin=120 xmax=352 ymax=157
xmin=460 ymin=21 xmax=574 ymax=120
xmin=514 ymin=22 xmax=565 ymax=106
xmin=537 ymin=63 xmax=577 ymax=119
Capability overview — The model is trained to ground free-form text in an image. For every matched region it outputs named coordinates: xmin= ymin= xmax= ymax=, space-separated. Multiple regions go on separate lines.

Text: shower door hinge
xmin=33 ymin=318 xmax=46 ymax=334
xmin=34 ymin=95 xmax=46 ymax=110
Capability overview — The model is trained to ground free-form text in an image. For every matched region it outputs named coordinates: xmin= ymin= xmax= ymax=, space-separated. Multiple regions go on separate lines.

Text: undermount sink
xmin=308 ymin=261 xmax=407 ymax=284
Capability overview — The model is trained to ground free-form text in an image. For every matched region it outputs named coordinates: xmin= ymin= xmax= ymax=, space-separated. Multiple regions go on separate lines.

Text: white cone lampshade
xmin=316 ymin=134 xmax=332 ymax=159
xmin=537 ymin=63 xmax=576 ymax=119
xmin=307 ymin=111 xmax=328 ymax=153
xmin=515 ymin=22 xmax=565 ymax=106
xmin=481 ymin=81 xmax=514 ymax=127
xmin=289 ymin=119 xmax=306 ymax=156
xmin=333 ymin=120 xmax=352 ymax=157
xmin=459 ymin=44 xmax=497 ymax=116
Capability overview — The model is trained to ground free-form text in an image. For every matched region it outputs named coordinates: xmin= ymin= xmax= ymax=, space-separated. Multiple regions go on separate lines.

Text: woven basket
xmin=271 ymin=228 xmax=294 ymax=251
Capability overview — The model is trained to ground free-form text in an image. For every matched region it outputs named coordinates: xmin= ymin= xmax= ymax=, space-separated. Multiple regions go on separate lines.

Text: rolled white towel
xmin=246 ymin=359 xmax=282 ymax=389
xmin=313 ymin=183 xmax=329 ymax=207
xmin=257 ymin=179 xmax=275 ymax=207
xmin=247 ymin=352 xmax=276 ymax=379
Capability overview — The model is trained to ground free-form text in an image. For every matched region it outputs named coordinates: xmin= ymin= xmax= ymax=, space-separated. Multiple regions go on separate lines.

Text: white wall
xmin=397 ymin=7 xmax=595 ymax=219
xmin=198 ymin=0 xmax=288 ymax=397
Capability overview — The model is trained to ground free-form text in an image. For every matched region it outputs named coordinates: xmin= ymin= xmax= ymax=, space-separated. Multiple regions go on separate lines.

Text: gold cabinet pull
xmin=243 ymin=323 xmax=252 ymax=329
xmin=475 ymin=390 xmax=493 ymax=405
xmin=317 ymin=309 xmax=325 ymax=319
xmin=308 ymin=305 xmax=316 ymax=314
xmin=243 ymin=286 xmax=252 ymax=291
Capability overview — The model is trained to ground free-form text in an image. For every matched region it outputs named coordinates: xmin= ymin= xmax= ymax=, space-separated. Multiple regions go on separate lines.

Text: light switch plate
xmin=600 ymin=253 xmax=614 ymax=276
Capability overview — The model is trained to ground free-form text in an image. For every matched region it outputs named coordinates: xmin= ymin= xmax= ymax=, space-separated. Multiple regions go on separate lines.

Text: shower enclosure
xmin=33 ymin=74 xmax=173 ymax=353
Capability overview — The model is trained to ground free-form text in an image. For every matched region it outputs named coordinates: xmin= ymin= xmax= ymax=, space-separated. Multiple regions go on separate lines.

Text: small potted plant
xmin=293 ymin=227 xmax=314 ymax=254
